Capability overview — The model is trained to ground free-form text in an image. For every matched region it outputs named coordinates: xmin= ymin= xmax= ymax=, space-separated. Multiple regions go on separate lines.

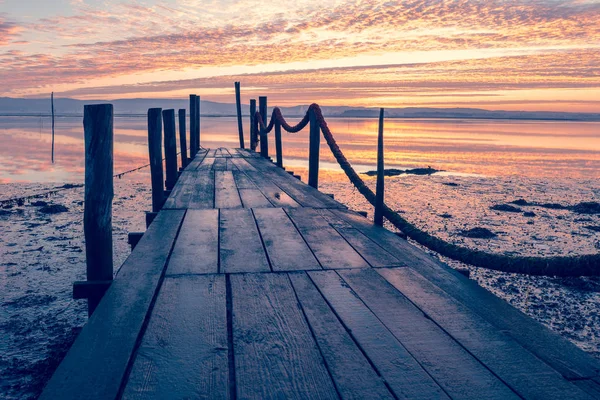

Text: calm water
xmin=1 ymin=116 xmax=599 ymax=184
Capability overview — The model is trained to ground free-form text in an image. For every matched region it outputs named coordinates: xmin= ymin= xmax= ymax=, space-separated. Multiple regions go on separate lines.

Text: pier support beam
xmin=308 ymin=108 xmax=320 ymax=189
xmin=163 ymin=109 xmax=178 ymax=190
xmin=275 ymin=119 xmax=283 ymax=168
xmin=259 ymin=96 xmax=268 ymax=158
xmin=178 ymin=109 xmax=188 ymax=168
xmin=148 ymin=108 xmax=164 ymax=213
xmin=78 ymin=104 xmax=114 ymax=316
xmin=189 ymin=95 xmax=197 ymax=157
xmin=235 ymin=82 xmax=245 ymax=149
xmin=374 ymin=108 xmax=385 ymax=226
xmin=250 ymin=99 xmax=257 ymax=151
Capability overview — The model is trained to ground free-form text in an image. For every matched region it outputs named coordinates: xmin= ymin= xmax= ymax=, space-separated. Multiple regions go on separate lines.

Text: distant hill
xmin=1 ymin=97 xmax=598 ymax=121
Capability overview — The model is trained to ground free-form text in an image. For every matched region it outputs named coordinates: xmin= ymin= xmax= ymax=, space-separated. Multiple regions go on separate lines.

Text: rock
xmin=584 ymin=225 xmax=600 ymax=232
xmin=523 ymin=211 xmax=536 ymax=217
xmin=572 ymin=202 xmax=600 ymax=215
xmin=439 ymin=213 xmax=453 ymax=219
xmin=510 ymin=199 xmax=530 ymax=206
xmin=539 ymin=203 xmax=569 ymax=210
xmin=39 ymin=204 xmax=69 ymax=214
xmin=459 ymin=227 xmax=497 ymax=239
xmin=490 ymin=204 xmax=522 ymax=212
xmin=30 ymin=201 xmax=49 ymax=207
xmin=442 ymin=182 xmax=459 ymax=187
xmin=363 ymin=166 xmax=443 ymax=176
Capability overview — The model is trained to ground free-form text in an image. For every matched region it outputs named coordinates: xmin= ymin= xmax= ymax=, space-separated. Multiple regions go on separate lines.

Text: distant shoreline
xmin=2 ymin=113 xmax=600 ymax=122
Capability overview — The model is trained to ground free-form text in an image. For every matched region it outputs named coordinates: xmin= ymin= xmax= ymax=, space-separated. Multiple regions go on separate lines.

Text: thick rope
xmin=282 ymin=103 xmax=598 ymax=277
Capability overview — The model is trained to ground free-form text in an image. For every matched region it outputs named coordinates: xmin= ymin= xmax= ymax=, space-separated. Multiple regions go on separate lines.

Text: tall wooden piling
xmin=82 ymin=104 xmax=114 ymax=315
xmin=308 ymin=108 xmax=320 ymax=189
xmin=374 ymin=108 xmax=385 ymax=226
xmin=235 ymin=82 xmax=245 ymax=148
xmin=163 ymin=109 xmax=178 ymax=190
xmin=275 ymin=119 xmax=283 ymax=168
xmin=189 ymin=95 xmax=197 ymax=158
xmin=195 ymin=95 xmax=201 ymax=150
xmin=178 ymin=109 xmax=187 ymax=168
xmin=249 ymin=99 xmax=257 ymax=151
xmin=259 ymin=96 xmax=268 ymax=158
xmin=148 ymin=108 xmax=164 ymax=213
xmin=51 ymin=92 xmax=55 ymax=163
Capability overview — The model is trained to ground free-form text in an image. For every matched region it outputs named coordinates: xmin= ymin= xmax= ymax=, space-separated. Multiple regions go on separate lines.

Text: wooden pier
xmin=41 ymin=147 xmax=600 ymax=399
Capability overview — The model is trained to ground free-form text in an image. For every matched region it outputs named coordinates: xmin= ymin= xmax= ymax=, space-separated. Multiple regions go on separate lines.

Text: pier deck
xmin=41 ymin=148 xmax=600 ymax=399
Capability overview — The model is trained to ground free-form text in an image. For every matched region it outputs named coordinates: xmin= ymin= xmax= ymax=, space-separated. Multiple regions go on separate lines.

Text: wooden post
xmin=374 ymin=108 xmax=385 ymax=226
xmin=195 ymin=95 xmax=201 ymax=150
xmin=308 ymin=108 xmax=320 ymax=189
xmin=275 ymin=118 xmax=283 ymax=168
xmin=259 ymin=96 xmax=268 ymax=158
xmin=249 ymin=99 xmax=257 ymax=151
xmin=189 ymin=94 xmax=197 ymax=158
xmin=235 ymin=82 xmax=245 ymax=148
xmin=83 ymin=104 xmax=114 ymax=315
xmin=148 ymin=108 xmax=164 ymax=213
xmin=51 ymin=92 xmax=55 ymax=163
xmin=163 ymin=109 xmax=178 ymax=191
xmin=178 ymin=109 xmax=187 ymax=168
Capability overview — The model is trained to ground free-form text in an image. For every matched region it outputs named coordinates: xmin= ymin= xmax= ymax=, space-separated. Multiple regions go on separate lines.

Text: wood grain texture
xmin=162 ymin=109 xmax=178 ymax=191
xmin=308 ymin=270 xmax=447 ymax=399
xmin=289 ymin=272 xmax=394 ymax=399
xmin=220 ymin=209 xmax=270 ymax=273
xmin=230 ymin=273 xmax=338 ymax=400
xmin=377 ymin=267 xmax=594 ymax=400
xmin=338 ymin=268 xmax=518 ymax=400
xmin=39 ymin=210 xmax=185 ymax=400
xmin=147 ymin=108 xmax=164 ymax=213
xmin=122 ymin=275 xmax=229 ymax=400
xmin=215 ymin=171 xmax=242 ymax=209
xmin=329 ymin=208 xmax=600 ymax=380
xmin=286 ymin=208 xmax=369 ymax=269
xmin=167 ymin=209 xmax=219 ymax=275
xmin=253 ymin=208 xmax=320 ymax=271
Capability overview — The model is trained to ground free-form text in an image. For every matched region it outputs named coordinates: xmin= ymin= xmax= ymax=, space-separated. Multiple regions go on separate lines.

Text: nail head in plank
xmin=230 ymin=273 xmax=338 ymax=400
xmin=307 ymin=270 xmax=448 ymax=400
xmin=220 ymin=209 xmax=270 ymax=273
xmin=122 ymin=275 xmax=229 ymax=399
xmin=286 ymin=208 xmax=369 ymax=269
xmin=289 ymin=272 xmax=394 ymax=399
xmin=253 ymin=208 xmax=321 ymax=271
xmin=39 ymin=210 xmax=185 ymax=400
xmin=167 ymin=210 xmax=219 ymax=275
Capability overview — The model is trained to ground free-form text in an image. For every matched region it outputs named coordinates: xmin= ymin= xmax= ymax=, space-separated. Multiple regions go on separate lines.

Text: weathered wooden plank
xmin=239 ymin=189 xmax=273 ymax=208
xmin=226 ymin=158 xmax=236 ymax=171
xmin=215 ymin=171 xmax=242 ymax=209
xmin=213 ymin=157 xmax=227 ymax=171
xmin=39 ymin=210 xmax=185 ymax=400
xmin=220 ymin=209 xmax=270 ymax=273
xmin=319 ymin=209 xmax=402 ymax=268
xmin=230 ymin=273 xmax=338 ymax=400
xmin=329 ymin=208 xmax=600 ymax=380
xmin=253 ymin=208 xmax=320 ymax=271
xmin=186 ymin=149 xmax=208 ymax=171
xmin=338 ymin=268 xmax=519 ymax=399
xmin=122 ymin=275 xmax=229 ymax=399
xmin=573 ymin=379 xmax=600 ymax=399
xmin=307 ymin=270 xmax=447 ymax=399
xmin=166 ymin=209 xmax=219 ymax=275
xmin=286 ymin=208 xmax=369 ymax=269
xmin=162 ymin=171 xmax=196 ymax=209
xmin=206 ymin=149 xmax=217 ymax=158
xmin=188 ymin=170 xmax=215 ymax=209
xmin=288 ymin=273 xmax=394 ymax=399
xmin=245 ymin=156 xmax=342 ymax=209
xmin=231 ymin=158 xmax=300 ymax=208
xmin=377 ymin=267 xmax=594 ymax=400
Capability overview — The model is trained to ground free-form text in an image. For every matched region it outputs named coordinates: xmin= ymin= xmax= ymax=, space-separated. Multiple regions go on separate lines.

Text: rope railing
xmin=255 ymin=103 xmax=599 ymax=277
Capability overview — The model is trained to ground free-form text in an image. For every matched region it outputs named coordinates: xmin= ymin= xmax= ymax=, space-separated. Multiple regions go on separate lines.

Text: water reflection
xmin=1 ymin=116 xmax=599 ymax=183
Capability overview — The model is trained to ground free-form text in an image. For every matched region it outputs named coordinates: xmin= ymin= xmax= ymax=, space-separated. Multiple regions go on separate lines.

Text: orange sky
xmin=0 ymin=0 xmax=599 ymax=111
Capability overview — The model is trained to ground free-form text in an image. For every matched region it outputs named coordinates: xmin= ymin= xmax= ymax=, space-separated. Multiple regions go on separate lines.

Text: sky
xmin=0 ymin=0 xmax=599 ymax=111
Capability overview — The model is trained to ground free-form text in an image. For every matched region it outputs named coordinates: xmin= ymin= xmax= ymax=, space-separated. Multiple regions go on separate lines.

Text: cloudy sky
xmin=0 ymin=0 xmax=598 ymax=111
